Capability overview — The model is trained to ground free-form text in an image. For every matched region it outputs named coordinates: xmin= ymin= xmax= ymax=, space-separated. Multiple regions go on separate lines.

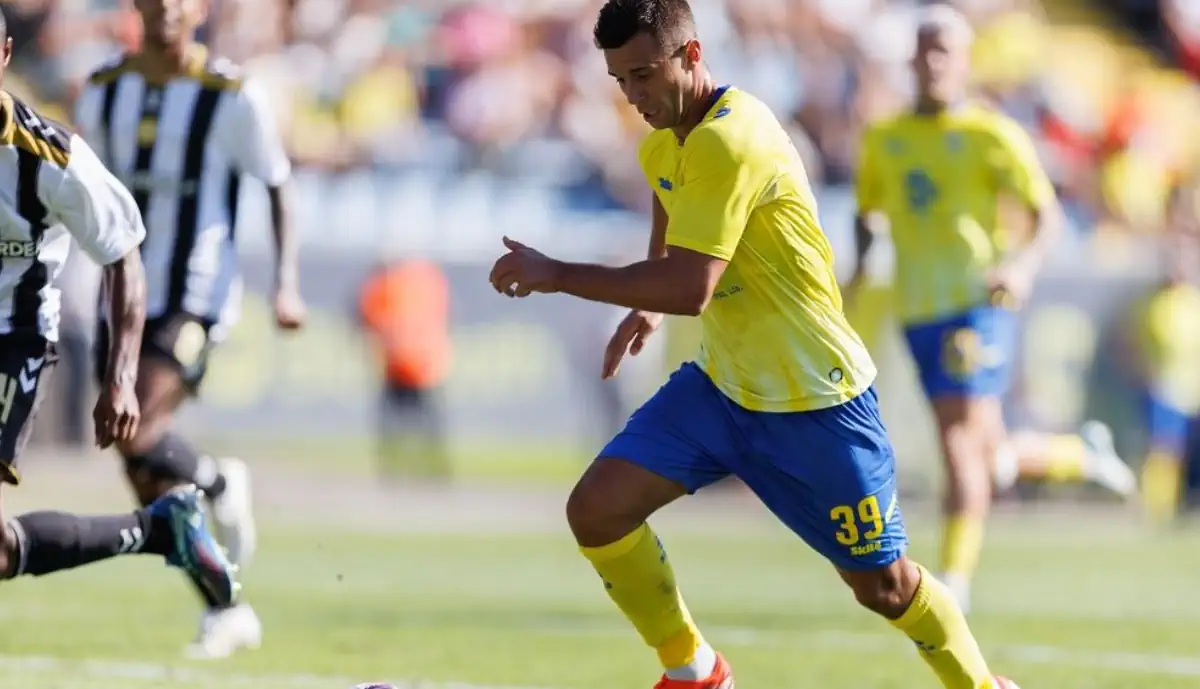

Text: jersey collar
xmin=704 ymin=84 xmax=732 ymax=120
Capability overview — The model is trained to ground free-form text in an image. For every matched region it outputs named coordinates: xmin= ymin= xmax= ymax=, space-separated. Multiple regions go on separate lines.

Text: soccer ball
xmin=352 ymin=684 xmax=395 ymax=689
xmin=994 ymin=677 xmax=1021 ymax=689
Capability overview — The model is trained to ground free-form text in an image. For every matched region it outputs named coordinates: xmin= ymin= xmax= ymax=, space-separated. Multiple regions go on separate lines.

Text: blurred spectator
xmin=0 ymin=0 xmax=1192 ymax=271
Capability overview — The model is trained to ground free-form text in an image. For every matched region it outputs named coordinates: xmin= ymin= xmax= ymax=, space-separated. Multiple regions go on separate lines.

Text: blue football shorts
xmin=903 ymin=306 xmax=1018 ymax=400
xmin=599 ymin=362 xmax=908 ymax=571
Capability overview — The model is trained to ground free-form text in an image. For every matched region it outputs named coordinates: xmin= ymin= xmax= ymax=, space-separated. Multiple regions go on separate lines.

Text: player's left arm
xmin=223 ymin=79 xmax=305 ymax=328
xmin=990 ymin=118 xmax=1064 ymax=278
xmin=549 ymin=129 xmax=752 ymax=315
xmin=46 ymin=136 xmax=146 ymax=445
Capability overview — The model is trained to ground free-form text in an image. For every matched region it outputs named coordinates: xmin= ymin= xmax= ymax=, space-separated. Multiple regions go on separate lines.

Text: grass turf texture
xmin=0 ymin=454 xmax=1196 ymax=689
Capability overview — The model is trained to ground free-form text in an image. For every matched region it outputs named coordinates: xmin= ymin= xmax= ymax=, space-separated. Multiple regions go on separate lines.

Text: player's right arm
xmin=648 ymin=193 xmax=668 ymax=259
xmin=849 ymin=126 xmax=885 ymax=296
xmin=45 ymin=136 xmax=146 ymax=446
xmin=602 ymin=194 xmax=669 ymax=379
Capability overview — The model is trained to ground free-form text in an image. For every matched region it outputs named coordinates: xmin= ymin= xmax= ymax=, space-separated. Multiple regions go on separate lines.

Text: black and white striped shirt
xmin=0 ymin=91 xmax=145 ymax=341
xmin=73 ymin=47 xmax=291 ymax=341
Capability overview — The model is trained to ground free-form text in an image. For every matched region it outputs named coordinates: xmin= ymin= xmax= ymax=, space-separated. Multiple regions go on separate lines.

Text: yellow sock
xmin=1039 ymin=434 xmax=1088 ymax=482
xmin=1141 ymin=450 xmax=1183 ymax=525
xmin=891 ymin=564 xmax=994 ymax=689
xmin=579 ymin=524 xmax=704 ymax=669
xmin=940 ymin=515 xmax=984 ymax=584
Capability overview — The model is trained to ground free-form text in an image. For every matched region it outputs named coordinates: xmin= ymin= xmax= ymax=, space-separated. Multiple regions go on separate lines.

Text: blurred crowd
xmin=3 ymin=0 xmax=1200 ymax=241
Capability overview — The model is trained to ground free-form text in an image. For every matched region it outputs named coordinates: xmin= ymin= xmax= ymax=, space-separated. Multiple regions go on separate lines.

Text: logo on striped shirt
xmin=0 ymin=240 xmax=40 ymax=258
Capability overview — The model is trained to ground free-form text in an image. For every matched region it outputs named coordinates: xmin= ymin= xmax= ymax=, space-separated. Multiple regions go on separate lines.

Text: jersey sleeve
xmin=987 ymin=117 xmax=1055 ymax=209
xmin=45 ymin=135 xmax=146 ymax=265
xmin=855 ymin=126 xmax=884 ymax=212
xmin=664 ymin=128 xmax=762 ymax=261
xmin=220 ymin=79 xmax=292 ymax=185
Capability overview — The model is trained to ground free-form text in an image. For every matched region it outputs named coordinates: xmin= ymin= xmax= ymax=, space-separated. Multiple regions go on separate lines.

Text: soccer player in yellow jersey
xmin=1131 ymin=247 xmax=1200 ymax=524
xmin=851 ymin=5 xmax=1135 ymax=612
xmin=490 ymin=2 xmax=1017 ymax=687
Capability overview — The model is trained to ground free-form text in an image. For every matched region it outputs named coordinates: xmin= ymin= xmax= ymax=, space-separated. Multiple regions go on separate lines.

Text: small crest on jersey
xmin=658 ymin=177 xmax=673 ymax=191
xmin=137 ymin=120 xmax=157 ymax=144
xmin=713 ymin=106 xmax=731 ymax=119
xmin=829 ymin=368 xmax=844 ymax=384
xmin=884 ymin=136 xmax=903 ymax=156
xmin=945 ymin=132 xmax=964 ymax=152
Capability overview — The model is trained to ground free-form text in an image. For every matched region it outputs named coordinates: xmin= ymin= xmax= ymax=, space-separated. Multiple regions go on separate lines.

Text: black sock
xmin=127 ymin=432 xmax=226 ymax=499
xmin=10 ymin=509 xmax=174 ymax=577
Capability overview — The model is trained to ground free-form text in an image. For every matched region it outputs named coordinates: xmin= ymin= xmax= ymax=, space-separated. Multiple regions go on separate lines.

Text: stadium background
xmin=2 ymin=1 xmax=1200 ymax=688
xmin=11 ymin=0 xmax=1193 ymax=491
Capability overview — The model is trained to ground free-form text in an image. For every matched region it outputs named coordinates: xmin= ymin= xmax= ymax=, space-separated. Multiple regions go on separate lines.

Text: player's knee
xmin=844 ymin=558 xmax=921 ymax=619
xmin=565 ymin=476 xmax=644 ymax=547
xmin=121 ymin=455 xmax=173 ymax=506
xmin=114 ymin=420 xmax=166 ymax=458
xmin=566 ymin=480 xmax=617 ymax=545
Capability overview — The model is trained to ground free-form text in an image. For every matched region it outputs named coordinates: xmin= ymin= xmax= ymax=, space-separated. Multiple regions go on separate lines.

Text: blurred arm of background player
xmin=985 ymin=168 xmax=1065 ymax=309
xmin=221 ymin=79 xmax=305 ymax=331
xmin=602 ymin=194 xmax=669 ymax=380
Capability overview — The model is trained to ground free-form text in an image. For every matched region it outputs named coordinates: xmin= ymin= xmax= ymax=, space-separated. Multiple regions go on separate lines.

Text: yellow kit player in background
xmin=849 ymin=4 xmax=1137 ymax=613
xmin=1130 ymin=228 xmax=1200 ymax=525
xmin=491 ymin=1 xmax=1018 ymax=687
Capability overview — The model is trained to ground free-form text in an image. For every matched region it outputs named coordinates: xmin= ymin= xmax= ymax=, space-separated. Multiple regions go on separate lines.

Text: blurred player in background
xmin=358 ymin=257 xmax=452 ymax=480
xmin=71 ymin=0 xmax=304 ymax=659
xmin=849 ymin=4 xmax=1136 ymax=613
xmin=491 ymin=1 xmax=1018 ymax=687
xmin=1130 ymin=216 xmax=1200 ymax=524
xmin=0 ymin=7 xmax=238 ymax=609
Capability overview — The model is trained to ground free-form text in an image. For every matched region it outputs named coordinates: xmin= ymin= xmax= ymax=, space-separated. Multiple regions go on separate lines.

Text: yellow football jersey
xmin=1140 ymin=282 xmax=1200 ymax=412
xmin=638 ymin=87 xmax=875 ymax=413
xmin=856 ymin=105 xmax=1055 ymax=324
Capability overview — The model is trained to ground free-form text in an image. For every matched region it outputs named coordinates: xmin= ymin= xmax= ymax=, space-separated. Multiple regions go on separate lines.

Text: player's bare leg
xmin=839 ymin=558 xmax=1012 ymax=688
xmin=931 ymin=396 xmax=994 ymax=612
xmin=117 ymin=357 xmax=260 ymax=658
xmin=567 ymin=458 xmax=731 ymax=688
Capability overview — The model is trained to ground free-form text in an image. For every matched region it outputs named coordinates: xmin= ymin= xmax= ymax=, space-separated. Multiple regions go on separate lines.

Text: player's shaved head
xmin=595 ymin=0 xmax=709 ymax=132
xmin=912 ymin=3 xmax=973 ymax=112
xmin=593 ymin=0 xmax=696 ymax=52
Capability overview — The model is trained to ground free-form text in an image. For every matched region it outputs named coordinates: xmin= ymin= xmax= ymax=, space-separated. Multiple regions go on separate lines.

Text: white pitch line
xmin=1 ymin=626 xmax=1199 ymax=688
xmin=0 ymin=654 xmax=563 ymax=689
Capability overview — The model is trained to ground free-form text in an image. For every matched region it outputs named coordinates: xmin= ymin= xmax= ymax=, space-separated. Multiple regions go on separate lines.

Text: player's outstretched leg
xmin=568 ymin=458 xmax=730 ymax=689
xmin=840 ymin=558 xmax=1001 ymax=689
xmin=0 ymin=484 xmax=240 ymax=605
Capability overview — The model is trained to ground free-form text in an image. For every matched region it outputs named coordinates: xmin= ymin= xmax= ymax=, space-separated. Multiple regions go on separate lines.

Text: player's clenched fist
xmin=603 ymin=309 xmax=663 ymax=379
xmin=489 ymin=236 xmax=561 ymax=297
xmin=93 ymin=382 xmax=140 ymax=449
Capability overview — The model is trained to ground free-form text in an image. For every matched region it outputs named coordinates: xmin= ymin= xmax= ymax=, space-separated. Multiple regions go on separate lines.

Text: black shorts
xmin=94 ymin=312 xmax=216 ymax=393
xmin=0 ymin=335 xmax=57 ymax=485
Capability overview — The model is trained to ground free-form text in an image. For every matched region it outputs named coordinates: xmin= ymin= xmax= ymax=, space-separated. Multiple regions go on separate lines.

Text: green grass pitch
xmin=1 ymin=451 xmax=1198 ymax=689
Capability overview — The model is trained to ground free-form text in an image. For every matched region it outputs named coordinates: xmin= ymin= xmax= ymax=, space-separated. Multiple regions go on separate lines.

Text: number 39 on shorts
xmin=830 ymin=495 xmax=885 ymax=554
